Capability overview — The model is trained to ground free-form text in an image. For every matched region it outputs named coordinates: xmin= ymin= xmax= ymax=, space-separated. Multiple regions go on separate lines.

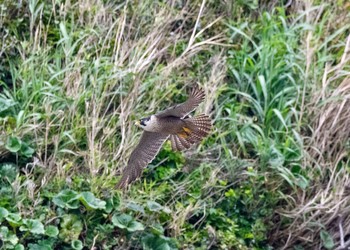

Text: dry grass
xmin=272 ymin=28 xmax=350 ymax=250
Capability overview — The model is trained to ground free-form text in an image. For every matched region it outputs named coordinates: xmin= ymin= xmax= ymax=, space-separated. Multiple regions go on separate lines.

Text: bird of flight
xmin=116 ymin=85 xmax=212 ymax=189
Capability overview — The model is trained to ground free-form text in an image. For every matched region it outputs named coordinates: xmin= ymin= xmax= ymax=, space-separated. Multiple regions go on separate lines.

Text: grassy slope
xmin=0 ymin=0 xmax=349 ymax=249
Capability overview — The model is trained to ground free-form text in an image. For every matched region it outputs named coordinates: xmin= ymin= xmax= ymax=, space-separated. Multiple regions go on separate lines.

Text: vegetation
xmin=0 ymin=0 xmax=349 ymax=249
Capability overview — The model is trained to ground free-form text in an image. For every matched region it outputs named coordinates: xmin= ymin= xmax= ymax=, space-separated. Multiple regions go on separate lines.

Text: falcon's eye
xmin=140 ymin=117 xmax=151 ymax=126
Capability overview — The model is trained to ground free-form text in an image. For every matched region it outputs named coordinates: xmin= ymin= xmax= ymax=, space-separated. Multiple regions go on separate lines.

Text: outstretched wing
xmin=116 ymin=131 xmax=169 ymax=189
xmin=155 ymin=85 xmax=205 ymax=118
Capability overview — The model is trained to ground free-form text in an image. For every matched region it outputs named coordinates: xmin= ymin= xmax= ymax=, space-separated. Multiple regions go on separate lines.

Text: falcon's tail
xmin=170 ymin=114 xmax=212 ymax=151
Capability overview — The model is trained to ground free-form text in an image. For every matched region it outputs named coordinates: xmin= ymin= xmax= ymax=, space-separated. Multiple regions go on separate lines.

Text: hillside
xmin=0 ymin=0 xmax=350 ymax=249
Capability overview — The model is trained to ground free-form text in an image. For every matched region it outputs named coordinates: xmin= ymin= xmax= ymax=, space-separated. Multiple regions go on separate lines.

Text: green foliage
xmin=52 ymin=190 xmax=106 ymax=210
xmin=0 ymin=207 xmax=58 ymax=249
xmin=142 ymin=234 xmax=178 ymax=250
xmin=20 ymin=219 xmax=45 ymax=234
xmin=112 ymin=213 xmax=145 ymax=232
xmin=45 ymin=226 xmax=59 ymax=238
xmin=71 ymin=240 xmax=83 ymax=250
xmin=0 ymin=226 xmax=19 ymax=247
xmin=320 ymin=230 xmax=334 ymax=250
xmin=5 ymin=136 xmax=34 ymax=158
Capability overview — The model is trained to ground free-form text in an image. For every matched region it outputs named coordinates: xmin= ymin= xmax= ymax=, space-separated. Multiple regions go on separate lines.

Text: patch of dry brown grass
xmin=272 ymin=31 xmax=350 ymax=250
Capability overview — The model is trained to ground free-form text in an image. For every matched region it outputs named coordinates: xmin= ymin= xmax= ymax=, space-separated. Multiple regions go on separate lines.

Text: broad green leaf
xmin=105 ymin=195 xmax=121 ymax=213
xmin=20 ymin=142 xmax=35 ymax=158
xmin=45 ymin=225 xmax=59 ymax=237
xmin=127 ymin=221 xmax=145 ymax=232
xmin=112 ymin=213 xmax=144 ymax=232
xmin=79 ymin=192 xmax=106 ymax=210
xmin=320 ymin=230 xmax=334 ymax=250
xmin=5 ymin=136 xmax=21 ymax=153
xmin=6 ymin=213 xmax=22 ymax=227
xmin=14 ymin=244 xmax=25 ymax=250
xmin=0 ymin=207 xmax=9 ymax=221
xmin=125 ymin=202 xmax=145 ymax=213
xmin=53 ymin=189 xmax=80 ymax=209
xmin=0 ymin=95 xmax=17 ymax=114
xmin=150 ymin=223 xmax=164 ymax=235
xmin=71 ymin=240 xmax=83 ymax=250
xmin=147 ymin=201 xmax=163 ymax=212
xmin=142 ymin=234 xmax=178 ymax=250
xmin=20 ymin=219 xmax=45 ymax=234
xmin=0 ymin=226 xmax=19 ymax=245
xmin=112 ymin=213 xmax=132 ymax=229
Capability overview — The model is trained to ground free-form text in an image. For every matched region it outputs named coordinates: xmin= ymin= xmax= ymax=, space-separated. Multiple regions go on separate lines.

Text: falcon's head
xmin=135 ymin=115 xmax=157 ymax=131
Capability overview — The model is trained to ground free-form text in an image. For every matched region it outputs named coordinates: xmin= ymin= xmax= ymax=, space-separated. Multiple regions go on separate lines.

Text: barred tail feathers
xmin=170 ymin=114 xmax=212 ymax=151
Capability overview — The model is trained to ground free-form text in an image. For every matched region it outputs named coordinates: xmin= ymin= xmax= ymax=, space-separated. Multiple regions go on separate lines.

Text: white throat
xmin=142 ymin=115 xmax=159 ymax=132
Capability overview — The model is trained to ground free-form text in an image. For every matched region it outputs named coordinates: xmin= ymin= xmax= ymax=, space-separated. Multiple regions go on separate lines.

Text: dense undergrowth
xmin=0 ymin=0 xmax=350 ymax=249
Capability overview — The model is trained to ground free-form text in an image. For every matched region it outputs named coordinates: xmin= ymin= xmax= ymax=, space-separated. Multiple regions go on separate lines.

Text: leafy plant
xmin=59 ymin=214 xmax=83 ymax=242
xmin=52 ymin=189 xmax=106 ymax=210
xmin=112 ymin=213 xmax=145 ymax=232
xmin=5 ymin=136 xmax=34 ymax=158
xmin=20 ymin=219 xmax=45 ymax=234
xmin=142 ymin=234 xmax=178 ymax=250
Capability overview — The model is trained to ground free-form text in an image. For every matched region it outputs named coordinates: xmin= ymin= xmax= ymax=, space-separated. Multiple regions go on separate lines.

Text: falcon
xmin=116 ymin=85 xmax=212 ymax=189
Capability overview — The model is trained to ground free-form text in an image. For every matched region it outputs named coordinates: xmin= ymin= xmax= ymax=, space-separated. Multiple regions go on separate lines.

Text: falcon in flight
xmin=116 ymin=85 xmax=212 ymax=189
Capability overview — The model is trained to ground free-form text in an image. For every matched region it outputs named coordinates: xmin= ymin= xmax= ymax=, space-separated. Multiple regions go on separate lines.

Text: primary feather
xmin=155 ymin=85 xmax=205 ymax=118
xmin=116 ymin=132 xmax=168 ymax=189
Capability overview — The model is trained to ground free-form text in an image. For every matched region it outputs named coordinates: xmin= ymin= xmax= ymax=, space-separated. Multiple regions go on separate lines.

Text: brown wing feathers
xmin=156 ymin=85 xmax=205 ymax=118
xmin=116 ymin=132 xmax=168 ymax=189
xmin=170 ymin=114 xmax=212 ymax=151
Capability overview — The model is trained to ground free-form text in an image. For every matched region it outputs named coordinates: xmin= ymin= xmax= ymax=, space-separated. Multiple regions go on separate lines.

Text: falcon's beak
xmin=135 ymin=120 xmax=140 ymax=126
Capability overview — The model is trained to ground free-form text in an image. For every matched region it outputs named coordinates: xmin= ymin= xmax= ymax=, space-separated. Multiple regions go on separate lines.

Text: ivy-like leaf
xmin=5 ymin=136 xmax=21 ymax=153
xmin=142 ymin=234 xmax=178 ymax=250
xmin=0 ymin=207 xmax=9 ymax=222
xmin=53 ymin=189 xmax=80 ymax=209
xmin=20 ymin=219 xmax=45 ymax=234
xmin=127 ymin=221 xmax=145 ymax=232
xmin=0 ymin=226 xmax=19 ymax=246
xmin=71 ymin=239 xmax=83 ymax=250
xmin=112 ymin=213 xmax=145 ymax=232
xmin=125 ymin=202 xmax=145 ymax=214
xmin=79 ymin=192 xmax=106 ymax=210
xmin=14 ymin=244 xmax=25 ymax=250
xmin=112 ymin=213 xmax=132 ymax=229
xmin=105 ymin=195 xmax=121 ymax=213
xmin=6 ymin=213 xmax=22 ymax=228
xmin=147 ymin=201 xmax=163 ymax=212
xmin=45 ymin=225 xmax=59 ymax=237
xmin=320 ymin=230 xmax=334 ymax=250
xmin=20 ymin=142 xmax=35 ymax=158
